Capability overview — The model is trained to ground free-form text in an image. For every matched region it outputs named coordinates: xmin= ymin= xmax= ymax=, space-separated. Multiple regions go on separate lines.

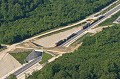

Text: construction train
xmin=55 ymin=33 xmax=77 ymax=46
xmin=55 ymin=15 xmax=104 ymax=46
xmin=83 ymin=15 xmax=104 ymax=29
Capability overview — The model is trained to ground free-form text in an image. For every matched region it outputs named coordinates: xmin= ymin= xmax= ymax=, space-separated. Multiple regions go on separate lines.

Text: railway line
xmin=58 ymin=4 xmax=120 ymax=47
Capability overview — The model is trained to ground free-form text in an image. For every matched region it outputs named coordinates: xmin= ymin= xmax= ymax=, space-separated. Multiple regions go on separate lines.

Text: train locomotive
xmin=55 ymin=15 xmax=104 ymax=46
xmin=55 ymin=33 xmax=77 ymax=46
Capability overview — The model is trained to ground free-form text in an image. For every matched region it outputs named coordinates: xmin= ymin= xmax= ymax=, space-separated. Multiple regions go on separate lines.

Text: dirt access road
xmin=0 ymin=0 xmax=118 ymax=57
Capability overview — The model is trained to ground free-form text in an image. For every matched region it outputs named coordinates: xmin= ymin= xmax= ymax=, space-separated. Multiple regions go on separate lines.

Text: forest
xmin=0 ymin=0 xmax=115 ymax=44
xmin=27 ymin=24 xmax=120 ymax=79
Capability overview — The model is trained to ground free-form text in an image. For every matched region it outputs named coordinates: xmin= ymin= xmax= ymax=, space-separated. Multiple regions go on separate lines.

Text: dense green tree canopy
xmin=0 ymin=44 xmax=1 ymax=48
xmin=0 ymin=0 xmax=115 ymax=44
xmin=27 ymin=24 xmax=120 ymax=79
xmin=7 ymin=74 xmax=16 ymax=79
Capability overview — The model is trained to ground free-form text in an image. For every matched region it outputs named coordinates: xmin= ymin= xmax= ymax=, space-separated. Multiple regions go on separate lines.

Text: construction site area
xmin=0 ymin=15 xmax=113 ymax=79
xmin=0 ymin=1 xmax=120 ymax=78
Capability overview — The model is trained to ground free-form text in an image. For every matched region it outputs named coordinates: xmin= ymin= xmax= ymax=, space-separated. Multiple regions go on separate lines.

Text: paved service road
xmin=60 ymin=4 xmax=120 ymax=47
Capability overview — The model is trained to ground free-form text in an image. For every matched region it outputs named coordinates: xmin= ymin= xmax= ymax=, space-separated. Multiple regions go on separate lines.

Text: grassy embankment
xmin=10 ymin=51 xmax=53 ymax=64
xmin=10 ymin=51 xmax=31 ymax=64
xmin=71 ymin=33 xmax=91 ymax=46
xmin=39 ymin=52 xmax=53 ymax=64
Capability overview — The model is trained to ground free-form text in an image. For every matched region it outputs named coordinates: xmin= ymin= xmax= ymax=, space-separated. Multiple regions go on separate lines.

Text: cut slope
xmin=0 ymin=53 xmax=21 ymax=78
